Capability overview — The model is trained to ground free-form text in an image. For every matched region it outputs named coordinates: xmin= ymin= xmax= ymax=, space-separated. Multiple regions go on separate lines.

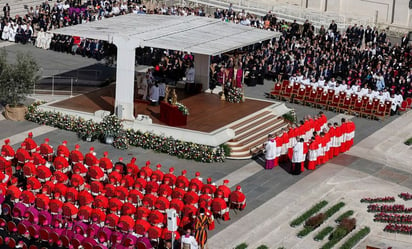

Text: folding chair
xmin=293 ymin=87 xmax=306 ymax=104
xmin=305 ymin=89 xmax=318 ymax=106
xmin=338 ymin=96 xmax=351 ymax=113
xmin=328 ymin=95 xmax=340 ymax=112
xmin=374 ymin=103 xmax=387 ymax=120
xmin=384 ymin=100 xmax=392 ymax=117
xmin=361 ymin=102 xmax=374 ymax=119
xmin=317 ymin=91 xmax=329 ymax=109
xmin=270 ymin=82 xmax=282 ymax=99
xmin=280 ymin=85 xmax=293 ymax=102
xmin=351 ymin=99 xmax=363 ymax=116
xmin=399 ymin=100 xmax=409 ymax=114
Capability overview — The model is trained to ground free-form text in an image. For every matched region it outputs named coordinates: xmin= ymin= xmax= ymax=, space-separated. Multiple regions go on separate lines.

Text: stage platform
xmin=42 ymin=84 xmax=289 ymax=147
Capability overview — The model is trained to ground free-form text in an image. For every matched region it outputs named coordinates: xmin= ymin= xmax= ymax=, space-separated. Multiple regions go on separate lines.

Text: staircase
xmin=226 ymin=106 xmax=290 ymax=160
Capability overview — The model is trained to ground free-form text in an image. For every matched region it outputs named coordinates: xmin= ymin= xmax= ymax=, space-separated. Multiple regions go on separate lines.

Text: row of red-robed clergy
xmin=0 ymin=133 xmax=246 ymax=224
xmin=264 ymin=113 xmax=355 ymax=170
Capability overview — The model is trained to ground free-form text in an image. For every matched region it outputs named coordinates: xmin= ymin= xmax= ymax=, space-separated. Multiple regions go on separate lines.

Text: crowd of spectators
xmin=0 ymin=133 xmax=246 ymax=248
xmin=210 ymin=10 xmax=412 ymax=101
xmin=1 ymin=0 xmax=411 ymax=100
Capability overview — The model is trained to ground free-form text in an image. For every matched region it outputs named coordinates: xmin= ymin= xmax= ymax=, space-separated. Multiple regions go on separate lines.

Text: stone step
xmin=230 ymin=110 xmax=271 ymax=131
xmin=230 ymin=121 xmax=288 ymax=150
xmin=233 ymin=114 xmax=280 ymax=138
xmin=228 ymin=122 xmax=289 ymax=159
xmin=229 ymin=117 xmax=284 ymax=144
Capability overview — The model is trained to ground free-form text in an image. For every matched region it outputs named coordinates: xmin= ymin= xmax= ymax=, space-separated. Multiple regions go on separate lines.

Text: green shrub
xmin=325 ymin=202 xmax=345 ymax=218
xmin=221 ymin=143 xmax=232 ymax=157
xmin=290 ymin=200 xmax=328 ymax=227
xmin=339 ymin=227 xmax=370 ymax=249
xmin=330 ymin=227 xmax=348 ymax=241
xmin=405 ymin=137 xmax=412 ymax=146
xmin=256 ymin=245 xmax=269 ymax=249
xmin=322 ymin=217 xmax=357 ymax=249
xmin=314 ymin=226 xmax=334 ymax=241
xmin=297 ymin=202 xmax=345 ymax=238
xmin=297 ymin=226 xmax=314 ymax=237
xmin=235 ymin=243 xmax=248 ymax=249
xmin=282 ymin=111 xmax=296 ymax=123
xmin=335 ymin=210 xmax=354 ymax=223
xmin=321 ymin=238 xmax=341 ymax=249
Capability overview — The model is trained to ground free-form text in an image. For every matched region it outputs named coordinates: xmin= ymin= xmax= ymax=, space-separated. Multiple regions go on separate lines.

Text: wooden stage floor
xmin=50 ymin=85 xmax=272 ymax=133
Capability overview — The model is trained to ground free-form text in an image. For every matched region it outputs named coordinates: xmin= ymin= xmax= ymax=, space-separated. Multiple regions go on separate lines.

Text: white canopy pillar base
xmin=194 ymin=53 xmax=210 ymax=91
xmin=114 ymin=39 xmax=136 ymax=120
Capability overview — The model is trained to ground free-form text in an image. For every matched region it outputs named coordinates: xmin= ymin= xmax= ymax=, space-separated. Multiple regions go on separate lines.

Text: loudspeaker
xmin=166 ymin=209 xmax=177 ymax=232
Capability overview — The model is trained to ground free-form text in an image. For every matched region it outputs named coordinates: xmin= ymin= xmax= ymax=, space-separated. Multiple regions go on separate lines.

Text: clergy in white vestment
xmin=291 ymin=138 xmax=305 ymax=175
xmin=264 ymin=134 xmax=276 ymax=170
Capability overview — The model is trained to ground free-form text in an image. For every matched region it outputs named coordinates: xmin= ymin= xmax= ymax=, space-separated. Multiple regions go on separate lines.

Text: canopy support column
xmin=114 ymin=40 xmax=136 ymax=120
xmin=194 ymin=53 xmax=210 ymax=91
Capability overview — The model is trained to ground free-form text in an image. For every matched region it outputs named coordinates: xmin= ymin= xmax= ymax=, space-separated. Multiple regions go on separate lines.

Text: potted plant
xmin=0 ymin=50 xmax=40 ymax=121
xmin=100 ymin=115 xmax=122 ymax=144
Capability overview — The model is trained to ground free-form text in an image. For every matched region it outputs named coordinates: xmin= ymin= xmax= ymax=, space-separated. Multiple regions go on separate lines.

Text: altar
xmin=159 ymin=102 xmax=187 ymax=126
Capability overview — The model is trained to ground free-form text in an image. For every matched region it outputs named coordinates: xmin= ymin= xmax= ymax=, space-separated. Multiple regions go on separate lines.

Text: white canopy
xmin=52 ymin=14 xmax=279 ymax=55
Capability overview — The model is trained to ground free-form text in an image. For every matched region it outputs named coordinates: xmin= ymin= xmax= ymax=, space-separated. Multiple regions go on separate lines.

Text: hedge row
xmin=325 ymin=202 xmax=346 ymax=218
xmin=335 ymin=210 xmax=354 ymax=223
xmin=297 ymin=202 xmax=345 ymax=238
xmin=339 ymin=227 xmax=371 ymax=249
xmin=297 ymin=226 xmax=314 ymax=237
xmin=314 ymin=226 xmax=334 ymax=241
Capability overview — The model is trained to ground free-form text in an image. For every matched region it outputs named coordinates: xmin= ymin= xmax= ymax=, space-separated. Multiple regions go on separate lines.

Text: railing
xmin=34 ymin=76 xmax=78 ymax=97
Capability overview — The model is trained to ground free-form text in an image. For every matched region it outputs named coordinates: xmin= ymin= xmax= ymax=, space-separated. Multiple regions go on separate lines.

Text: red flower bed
xmin=399 ymin=193 xmax=412 ymax=201
xmin=367 ymin=204 xmax=412 ymax=213
xmin=384 ymin=224 xmax=412 ymax=235
xmin=374 ymin=213 xmax=412 ymax=224
xmin=360 ymin=196 xmax=395 ymax=203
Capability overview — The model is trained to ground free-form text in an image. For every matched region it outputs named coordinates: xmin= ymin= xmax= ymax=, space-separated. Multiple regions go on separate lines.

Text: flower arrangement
xmin=77 ymin=119 xmax=101 ymax=141
xmin=374 ymin=213 xmax=412 ymax=224
xmin=226 ymin=87 xmax=243 ymax=103
xmin=100 ymin=115 xmax=122 ymax=137
xmin=25 ymin=106 xmax=83 ymax=132
xmin=360 ymin=196 xmax=395 ymax=203
xmin=112 ymin=130 xmax=129 ymax=150
xmin=384 ymin=223 xmax=412 ymax=234
xmin=367 ymin=204 xmax=412 ymax=213
xmin=25 ymin=103 xmax=226 ymax=163
xmin=399 ymin=192 xmax=412 ymax=201
xmin=126 ymin=129 xmax=225 ymax=163
xmin=175 ymin=102 xmax=189 ymax=116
